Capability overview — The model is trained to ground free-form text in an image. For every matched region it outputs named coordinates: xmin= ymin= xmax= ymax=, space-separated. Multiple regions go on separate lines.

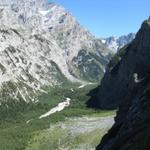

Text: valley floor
xmin=26 ymin=114 xmax=115 ymax=150
xmin=0 ymin=82 xmax=116 ymax=150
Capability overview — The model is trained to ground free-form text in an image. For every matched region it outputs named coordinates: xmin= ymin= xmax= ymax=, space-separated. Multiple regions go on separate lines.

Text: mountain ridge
xmin=0 ymin=0 xmax=113 ymax=104
xmin=101 ymin=33 xmax=135 ymax=52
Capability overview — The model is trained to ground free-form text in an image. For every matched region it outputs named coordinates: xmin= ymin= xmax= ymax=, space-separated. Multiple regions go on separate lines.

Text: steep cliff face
xmin=88 ymin=20 xmax=150 ymax=109
xmin=44 ymin=3 xmax=112 ymax=81
xmin=96 ymin=20 xmax=150 ymax=150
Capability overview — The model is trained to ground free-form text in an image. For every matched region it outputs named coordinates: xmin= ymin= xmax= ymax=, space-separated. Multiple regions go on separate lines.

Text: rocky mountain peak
xmin=0 ymin=0 xmax=72 ymax=30
xmin=0 ymin=0 xmax=48 ymax=8
xmin=101 ymin=33 xmax=135 ymax=52
xmin=0 ymin=0 xmax=112 ymax=103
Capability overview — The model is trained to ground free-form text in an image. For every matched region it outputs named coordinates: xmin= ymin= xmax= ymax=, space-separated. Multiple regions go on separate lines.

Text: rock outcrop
xmin=96 ymin=19 xmax=150 ymax=150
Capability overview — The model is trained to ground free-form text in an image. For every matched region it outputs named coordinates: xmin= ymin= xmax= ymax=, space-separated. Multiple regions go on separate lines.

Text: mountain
xmin=101 ymin=33 xmax=135 ymax=52
xmin=92 ymin=19 xmax=150 ymax=149
xmin=0 ymin=0 xmax=112 ymax=104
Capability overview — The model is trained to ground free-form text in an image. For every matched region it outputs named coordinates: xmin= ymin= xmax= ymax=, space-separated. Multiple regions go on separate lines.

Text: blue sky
xmin=49 ymin=0 xmax=150 ymax=38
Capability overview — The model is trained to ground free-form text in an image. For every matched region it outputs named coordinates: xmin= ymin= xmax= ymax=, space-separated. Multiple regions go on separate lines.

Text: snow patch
xmin=26 ymin=119 xmax=32 ymax=124
xmin=78 ymin=84 xmax=85 ymax=89
xmin=71 ymin=88 xmax=74 ymax=92
xmin=39 ymin=10 xmax=50 ymax=16
xmin=39 ymin=98 xmax=71 ymax=119
xmin=101 ymin=39 xmax=106 ymax=44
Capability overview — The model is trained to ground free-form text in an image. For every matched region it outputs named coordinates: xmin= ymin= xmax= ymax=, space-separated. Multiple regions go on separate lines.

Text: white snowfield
xmin=39 ymin=98 xmax=71 ymax=119
xmin=78 ymin=84 xmax=86 ymax=89
xmin=78 ymin=82 xmax=94 ymax=89
xmin=39 ymin=10 xmax=50 ymax=16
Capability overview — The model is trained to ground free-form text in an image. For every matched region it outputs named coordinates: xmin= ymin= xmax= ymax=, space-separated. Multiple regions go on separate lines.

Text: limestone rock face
xmin=96 ymin=20 xmax=150 ymax=150
xmin=0 ymin=0 xmax=112 ymax=103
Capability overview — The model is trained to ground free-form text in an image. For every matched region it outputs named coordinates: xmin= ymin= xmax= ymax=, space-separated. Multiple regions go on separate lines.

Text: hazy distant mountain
xmin=101 ymin=33 xmax=136 ymax=52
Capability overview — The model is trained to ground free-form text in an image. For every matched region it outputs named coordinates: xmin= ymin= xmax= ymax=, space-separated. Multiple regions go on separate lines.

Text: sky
xmin=49 ymin=0 xmax=150 ymax=38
